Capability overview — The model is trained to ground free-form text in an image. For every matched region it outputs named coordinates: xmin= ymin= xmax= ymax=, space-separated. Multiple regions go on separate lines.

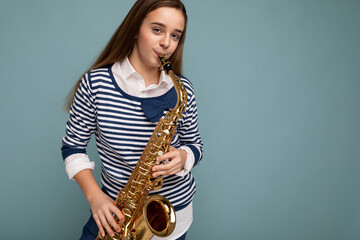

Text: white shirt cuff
xmin=64 ymin=153 xmax=95 ymax=180
xmin=176 ymin=146 xmax=195 ymax=177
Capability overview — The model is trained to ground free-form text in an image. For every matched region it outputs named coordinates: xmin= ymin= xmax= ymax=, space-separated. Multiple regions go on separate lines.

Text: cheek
xmin=137 ymin=32 xmax=156 ymax=50
xmin=170 ymin=42 xmax=180 ymax=54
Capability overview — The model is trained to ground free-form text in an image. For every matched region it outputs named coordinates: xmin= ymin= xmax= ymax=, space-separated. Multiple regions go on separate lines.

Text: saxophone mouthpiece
xmin=158 ymin=55 xmax=173 ymax=74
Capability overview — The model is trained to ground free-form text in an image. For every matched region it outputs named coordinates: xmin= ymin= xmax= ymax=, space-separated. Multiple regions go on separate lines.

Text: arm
xmin=62 ymin=75 xmax=123 ymax=237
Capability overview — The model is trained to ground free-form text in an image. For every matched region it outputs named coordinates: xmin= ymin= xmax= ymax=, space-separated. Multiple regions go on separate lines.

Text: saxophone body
xmin=97 ymin=55 xmax=188 ymax=240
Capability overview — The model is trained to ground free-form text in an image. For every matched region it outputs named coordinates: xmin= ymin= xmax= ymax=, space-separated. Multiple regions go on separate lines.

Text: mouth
xmin=154 ymin=50 xmax=168 ymax=57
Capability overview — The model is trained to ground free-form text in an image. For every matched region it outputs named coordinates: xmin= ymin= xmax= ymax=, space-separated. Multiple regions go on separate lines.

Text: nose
xmin=159 ymin=34 xmax=170 ymax=49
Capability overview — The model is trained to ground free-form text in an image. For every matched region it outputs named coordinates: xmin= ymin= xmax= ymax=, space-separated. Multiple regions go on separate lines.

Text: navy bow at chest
xmin=140 ymin=87 xmax=177 ymax=123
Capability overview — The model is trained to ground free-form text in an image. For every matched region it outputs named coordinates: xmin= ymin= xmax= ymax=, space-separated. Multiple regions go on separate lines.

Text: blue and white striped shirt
xmin=62 ymin=64 xmax=203 ymax=211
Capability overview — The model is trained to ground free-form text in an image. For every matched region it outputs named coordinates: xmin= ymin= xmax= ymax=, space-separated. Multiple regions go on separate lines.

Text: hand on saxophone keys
xmin=152 ymin=146 xmax=187 ymax=177
xmin=89 ymin=191 xmax=124 ymax=238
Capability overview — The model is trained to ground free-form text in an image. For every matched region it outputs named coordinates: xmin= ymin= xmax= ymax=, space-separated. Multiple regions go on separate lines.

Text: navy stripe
xmin=61 ymin=145 xmax=86 ymax=159
xmin=187 ymin=145 xmax=201 ymax=165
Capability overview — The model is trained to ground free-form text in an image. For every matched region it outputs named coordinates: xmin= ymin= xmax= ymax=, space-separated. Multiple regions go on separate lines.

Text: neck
xmin=140 ymin=68 xmax=161 ymax=88
xmin=128 ymin=56 xmax=161 ymax=88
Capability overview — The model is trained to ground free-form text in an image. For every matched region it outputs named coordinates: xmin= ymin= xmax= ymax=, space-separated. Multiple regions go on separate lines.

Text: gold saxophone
xmin=96 ymin=55 xmax=188 ymax=240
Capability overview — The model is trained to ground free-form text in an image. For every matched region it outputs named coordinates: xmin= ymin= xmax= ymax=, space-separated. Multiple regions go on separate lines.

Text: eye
xmin=171 ymin=34 xmax=181 ymax=41
xmin=152 ymin=28 xmax=162 ymax=34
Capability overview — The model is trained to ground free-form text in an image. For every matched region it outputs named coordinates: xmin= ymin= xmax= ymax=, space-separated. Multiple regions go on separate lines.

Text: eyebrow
xmin=151 ymin=22 xmax=183 ymax=34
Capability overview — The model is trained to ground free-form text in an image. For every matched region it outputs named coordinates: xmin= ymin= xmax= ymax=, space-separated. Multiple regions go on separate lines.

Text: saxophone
xmin=96 ymin=55 xmax=188 ymax=240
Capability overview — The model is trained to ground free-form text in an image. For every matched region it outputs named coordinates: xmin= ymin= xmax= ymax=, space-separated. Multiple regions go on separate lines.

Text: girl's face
xmin=129 ymin=7 xmax=185 ymax=72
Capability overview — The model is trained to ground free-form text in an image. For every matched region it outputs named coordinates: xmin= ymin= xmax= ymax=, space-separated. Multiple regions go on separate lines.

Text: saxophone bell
xmin=132 ymin=195 xmax=176 ymax=239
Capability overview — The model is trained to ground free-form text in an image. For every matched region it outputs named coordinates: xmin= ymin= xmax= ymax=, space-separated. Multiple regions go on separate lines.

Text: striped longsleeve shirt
xmin=61 ymin=63 xmax=204 ymax=211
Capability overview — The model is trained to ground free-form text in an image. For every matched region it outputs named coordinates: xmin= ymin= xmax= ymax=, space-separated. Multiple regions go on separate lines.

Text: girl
xmin=61 ymin=1 xmax=203 ymax=239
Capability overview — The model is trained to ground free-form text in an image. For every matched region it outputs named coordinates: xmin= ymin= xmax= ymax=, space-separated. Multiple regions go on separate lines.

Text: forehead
xmin=144 ymin=7 xmax=185 ymax=31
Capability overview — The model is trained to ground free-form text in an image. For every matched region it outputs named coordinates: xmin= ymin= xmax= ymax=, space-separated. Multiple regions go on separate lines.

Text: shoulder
xmin=88 ymin=65 xmax=112 ymax=81
xmin=84 ymin=65 xmax=114 ymax=90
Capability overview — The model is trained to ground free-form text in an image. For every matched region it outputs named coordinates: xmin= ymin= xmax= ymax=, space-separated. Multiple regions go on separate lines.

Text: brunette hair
xmin=65 ymin=0 xmax=187 ymax=111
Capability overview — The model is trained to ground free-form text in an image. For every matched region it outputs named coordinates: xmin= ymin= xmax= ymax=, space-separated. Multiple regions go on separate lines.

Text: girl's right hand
xmin=89 ymin=191 xmax=124 ymax=238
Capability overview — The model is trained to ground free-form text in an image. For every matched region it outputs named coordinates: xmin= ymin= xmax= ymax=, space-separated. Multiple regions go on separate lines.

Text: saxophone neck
xmin=158 ymin=55 xmax=188 ymax=113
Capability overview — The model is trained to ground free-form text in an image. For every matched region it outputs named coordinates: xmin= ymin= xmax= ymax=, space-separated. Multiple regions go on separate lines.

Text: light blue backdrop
xmin=0 ymin=0 xmax=359 ymax=239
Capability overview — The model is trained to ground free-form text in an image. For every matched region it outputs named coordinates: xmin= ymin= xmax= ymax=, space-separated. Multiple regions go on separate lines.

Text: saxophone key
xmin=162 ymin=129 xmax=170 ymax=135
xmin=150 ymin=177 xmax=164 ymax=190
xmin=122 ymin=207 xmax=132 ymax=219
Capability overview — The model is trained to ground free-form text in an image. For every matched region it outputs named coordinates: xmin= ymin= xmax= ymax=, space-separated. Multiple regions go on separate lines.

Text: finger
xmin=157 ymin=150 xmax=179 ymax=162
xmin=93 ymin=214 xmax=105 ymax=237
xmin=154 ymin=164 xmax=179 ymax=176
xmin=166 ymin=164 xmax=183 ymax=175
xmin=156 ymin=153 xmax=170 ymax=163
xmin=154 ymin=168 xmax=178 ymax=176
xmin=110 ymin=205 xmax=125 ymax=223
xmin=99 ymin=213 xmax=115 ymax=237
xmin=105 ymin=212 xmax=121 ymax=233
xmin=168 ymin=169 xmax=180 ymax=175
xmin=153 ymin=158 xmax=177 ymax=173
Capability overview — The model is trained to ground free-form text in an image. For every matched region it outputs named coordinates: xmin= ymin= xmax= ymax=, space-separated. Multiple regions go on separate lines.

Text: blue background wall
xmin=0 ymin=0 xmax=359 ymax=239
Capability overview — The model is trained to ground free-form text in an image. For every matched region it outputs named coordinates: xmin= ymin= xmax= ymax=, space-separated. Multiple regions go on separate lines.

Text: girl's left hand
xmin=152 ymin=146 xmax=187 ymax=177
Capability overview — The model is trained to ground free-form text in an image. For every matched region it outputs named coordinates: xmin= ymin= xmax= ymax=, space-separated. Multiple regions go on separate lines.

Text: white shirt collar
xmin=120 ymin=57 xmax=139 ymax=79
xmin=112 ymin=57 xmax=173 ymax=98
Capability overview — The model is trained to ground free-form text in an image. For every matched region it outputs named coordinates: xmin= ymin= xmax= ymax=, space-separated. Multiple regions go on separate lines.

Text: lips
xmin=154 ymin=50 xmax=167 ymax=57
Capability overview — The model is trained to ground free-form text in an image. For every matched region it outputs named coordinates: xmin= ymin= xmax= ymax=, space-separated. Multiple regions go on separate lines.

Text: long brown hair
xmin=65 ymin=0 xmax=188 ymax=111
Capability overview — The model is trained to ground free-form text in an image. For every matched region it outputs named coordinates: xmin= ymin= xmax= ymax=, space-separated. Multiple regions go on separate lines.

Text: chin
xmin=149 ymin=58 xmax=161 ymax=69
